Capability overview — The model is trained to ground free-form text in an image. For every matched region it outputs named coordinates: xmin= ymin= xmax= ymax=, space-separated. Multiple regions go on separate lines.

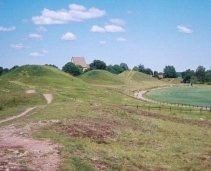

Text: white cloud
xmin=177 ymin=25 xmax=193 ymax=34
xmin=29 ymin=33 xmax=43 ymax=40
xmin=0 ymin=26 xmax=16 ymax=31
xmin=30 ymin=52 xmax=44 ymax=57
xmin=10 ymin=43 xmax=24 ymax=50
xmin=61 ymin=32 xmax=76 ymax=40
xmin=91 ymin=25 xmax=105 ymax=33
xmin=36 ymin=26 xmax=47 ymax=32
xmin=42 ymin=50 xmax=48 ymax=53
xmin=32 ymin=4 xmax=106 ymax=25
xmin=117 ymin=37 xmax=126 ymax=42
xmin=91 ymin=25 xmax=125 ymax=33
xmin=110 ymin=19 xmax=125 ymax=25
xmin=22 ymin=19 xmax=28 ymax=23
xmin=99 ymin=41 xmax=106 ymax=44
xmin=105 ymin=25 xmax=125 ymax=32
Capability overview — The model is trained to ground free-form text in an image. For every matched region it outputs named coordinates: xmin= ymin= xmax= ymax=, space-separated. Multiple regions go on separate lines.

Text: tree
xmin=196 ymin=65 xmax=206 ymax=83
xmin=153 ymin=71 xmax=158 ymax=78
xmin=10 ymin=65 xmax=19 ymax=71
xmin=45 ymin=64 xmax=58 ymax=69
xmin=182 ymin=69 xmax=195 ymax=83
xmin=144 ymin=68 xmax=153 ymax=75
xmin=120 ymin=63 xmax=129 ymax=71
xmin=0 ymin=67 xmax=3 ymax=76
xmin=89 ymin=60 xmax=106 ymax=70
xmin=163 ymin=65 xmax=177 ymax=78
xmin=62 ymin=62 xmax=82 ymax=76
xmin=132 ymin=66 xmax=139 ymax=71
xmin=106 ymin=64 xmax=124 ymax=74
xmin=205 ymin=70 xmax=211 ymax=83
xmin=138 ymin=64 xmax=145 ymax=73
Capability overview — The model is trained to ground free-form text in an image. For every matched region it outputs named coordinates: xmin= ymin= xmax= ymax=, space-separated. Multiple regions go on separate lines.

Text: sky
xmin=0 ymin=0 xmax=211 ymax=72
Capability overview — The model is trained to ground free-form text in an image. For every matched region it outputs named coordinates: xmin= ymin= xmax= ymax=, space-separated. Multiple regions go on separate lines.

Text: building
xmin=71 ymin=57 xmax=89 ymax=71
xmin=158 ymin=74 xmax=164 ymax=79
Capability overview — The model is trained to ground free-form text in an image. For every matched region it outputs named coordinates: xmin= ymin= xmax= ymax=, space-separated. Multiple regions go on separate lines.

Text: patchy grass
xmin=1 ymin=65 xmax=211 ymax=170
xmin=32 ymin=104 xmax=211 ymax=171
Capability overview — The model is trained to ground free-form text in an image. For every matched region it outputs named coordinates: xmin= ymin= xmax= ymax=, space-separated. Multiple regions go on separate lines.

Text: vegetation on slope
xmin=1 ymin=65 xmax=211 ymax=171
xmin=78 ymin=70 xmax=126 ymax=85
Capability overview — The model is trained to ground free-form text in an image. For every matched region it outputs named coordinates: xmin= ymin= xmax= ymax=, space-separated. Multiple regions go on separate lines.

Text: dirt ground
xmin=0 ymin=91 xmax=61 ymax=171
xmin=0 ymin=123 xmax=61 ymax=171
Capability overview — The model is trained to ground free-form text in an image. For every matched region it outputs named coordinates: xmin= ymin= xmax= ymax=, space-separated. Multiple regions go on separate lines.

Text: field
xmin=1 ymin=65 xmax=211 ymax=171
xmin=146 ymin=86 xmax=211 ymax=107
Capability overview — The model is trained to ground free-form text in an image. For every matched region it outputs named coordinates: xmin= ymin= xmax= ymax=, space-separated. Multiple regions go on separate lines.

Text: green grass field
xmin=1 ymin=65 xmax=211 ymax=170
xmin=146 ymin=85 xmax=211 ymax=107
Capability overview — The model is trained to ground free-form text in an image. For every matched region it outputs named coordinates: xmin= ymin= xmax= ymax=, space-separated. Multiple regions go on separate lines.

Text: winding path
xmin=0 ymin=92 xmax=53 ymax=124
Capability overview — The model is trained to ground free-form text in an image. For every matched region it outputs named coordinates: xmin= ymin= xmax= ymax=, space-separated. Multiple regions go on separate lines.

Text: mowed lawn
xmin=146 ymin=85 xmax=211 ymax=107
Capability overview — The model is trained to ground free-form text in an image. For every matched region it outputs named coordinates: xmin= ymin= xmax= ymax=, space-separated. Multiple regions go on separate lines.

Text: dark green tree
xmin=10 ymin=65 xmax=19 ymax=71
xmin=45 ymin=64 xmax=58 ymax=69
xmin=0 ymin=66 xmax=3 ymax=76
xmin=120 ymin=63 xmax=129 ymax=71
xmin=138 ymin=64 xmax=145 ymax=73
xmin=205 ymin=70 xmax=211 ymax=83
xmin=153 ymin=71 xmax=158 ymax=78
xmin=163 ymin=65 xmax=177 ymax=78
xmin=196 ymin=65 xmax=206 ymax=83
xmin=106 ymin=64 xmax=124 ymax=74
xmin=62 ymin=62 xmax=82 ymax=76
xmin=90 ymin=60 xmax=107 ymax=70
xmin=144 ymin=68 xmax=153 ymax=75
xmin=182 ymin=69 xmax=195 ymax=83
xmin=132 ymin=66 xmax=139 ymax=71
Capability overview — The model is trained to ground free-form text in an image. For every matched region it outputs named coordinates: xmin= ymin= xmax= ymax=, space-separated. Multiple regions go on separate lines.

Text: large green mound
xmin=78 ymin=70 xmax=125 ymax=85
xmin=2 ymin=65 xmax=85 ymax=88
xmin=119 ymin=71 xmax=166 ymax=89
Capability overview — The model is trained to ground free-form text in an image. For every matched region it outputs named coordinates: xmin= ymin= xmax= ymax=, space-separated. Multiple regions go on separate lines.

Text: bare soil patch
xmin=25 ymin=90 xmax=36 ymax=94
xmin=43 ymin=94 xmax=53 ymax=104
xmin=0 ymin=124 xmax=61 ymax=171
xmin=52 ymin=118 xmax=116 ymax=140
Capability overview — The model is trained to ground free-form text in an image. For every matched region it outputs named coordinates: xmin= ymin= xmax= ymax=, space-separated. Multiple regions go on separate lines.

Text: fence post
xmin=170 ymin=107 xmax=171 ymax=112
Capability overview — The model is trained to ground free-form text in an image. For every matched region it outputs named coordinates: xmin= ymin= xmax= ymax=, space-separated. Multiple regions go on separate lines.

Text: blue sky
xmin=0 ymin=0 xmax=211 ymax=72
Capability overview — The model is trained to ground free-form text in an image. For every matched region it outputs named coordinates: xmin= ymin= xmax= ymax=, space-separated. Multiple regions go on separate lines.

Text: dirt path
xmin=0 ymin=92 xmax=61 ymax=170
xmin=0 ymin=93 xmax=53 ymax=124
xmin=43 ymin=94 xmax=53 ymax=104
xmin=0 ymin=107 xmax=36 ymax=124
xmin=0 ymin=124 xmax=61 ymax=171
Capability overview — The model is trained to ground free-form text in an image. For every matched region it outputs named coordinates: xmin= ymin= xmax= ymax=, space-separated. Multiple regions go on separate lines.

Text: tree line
xmin=1 ymin=61 xmax=210 ymax=84
xmin=182 ymin=66 xmax=211 ymax=84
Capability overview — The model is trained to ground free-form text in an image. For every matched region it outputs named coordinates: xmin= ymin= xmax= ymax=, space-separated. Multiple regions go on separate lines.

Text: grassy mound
xmin=78 ymin=70 xmax=125 ymax=85
xmin=120 ymin=71 xmax=167 ymax=89
xmin=1 ymin=65 xmax=85 ymax=88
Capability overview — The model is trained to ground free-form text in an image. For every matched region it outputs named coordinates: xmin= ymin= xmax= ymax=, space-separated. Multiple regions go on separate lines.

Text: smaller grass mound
xmin=78 ymin=70 xmax=125 ymax=85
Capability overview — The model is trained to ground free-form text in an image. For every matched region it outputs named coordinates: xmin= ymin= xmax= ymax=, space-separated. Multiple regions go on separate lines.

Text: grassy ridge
xmin=1 ymin=65 xmax=211 ymax=170
xmin=78 ymin=70 xmax=126 ymax=85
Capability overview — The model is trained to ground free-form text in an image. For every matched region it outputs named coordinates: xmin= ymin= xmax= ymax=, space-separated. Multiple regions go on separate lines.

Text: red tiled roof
xmin=71 ymin=57 xmax=88 ymax=68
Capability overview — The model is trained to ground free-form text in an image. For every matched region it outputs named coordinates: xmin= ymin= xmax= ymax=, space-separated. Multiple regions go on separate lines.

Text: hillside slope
xmin=119 ymin=71 xmax=167 ymax=89
xmin=1 ymin=65 xmax=85 ymax=88
xmin=78 ymin=70 xmax=126 ymax=85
